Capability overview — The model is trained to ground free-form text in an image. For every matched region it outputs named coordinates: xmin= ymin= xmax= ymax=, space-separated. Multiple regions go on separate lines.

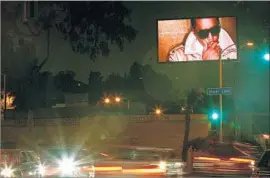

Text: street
xmin=93 ymin=173 xmax=251 ymax=178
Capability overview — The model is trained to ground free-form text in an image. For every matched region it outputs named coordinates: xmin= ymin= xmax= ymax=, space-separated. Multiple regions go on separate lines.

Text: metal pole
xmin=3 ymin=74 xmax=7 ymax=120
xmin=219 ymin=56 xmax=223 ymax=143
xmin=233 ymin=62 xmax=240 ymax=141
xmin=127 ymin=100 xmax=130 ymax=110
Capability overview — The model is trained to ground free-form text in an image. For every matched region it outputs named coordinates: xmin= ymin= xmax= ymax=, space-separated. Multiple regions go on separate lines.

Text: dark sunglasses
xmin=197 ymin=25 xmax=221 ymax=39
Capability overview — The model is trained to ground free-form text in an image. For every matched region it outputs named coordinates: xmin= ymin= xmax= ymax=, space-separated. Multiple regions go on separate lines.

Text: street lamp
xmin=246 ymin=42 xmax=254 ymax=47
xmin=218 ymin=41 xmax=266 ymax=142
xmin=104 ymin=97 xmax=110 ymax=104
xmin=155 ymin=109 xmax=161 ymax=115
xmin=154 ymin=107 xmax=163 ymax=115
xmin=102 ymin=95 xmax=130 ymax=109
xmin=115 ymin=96 xmax=121 ymax=103
xmin=116 ymin=96 xmax=130 ymax=109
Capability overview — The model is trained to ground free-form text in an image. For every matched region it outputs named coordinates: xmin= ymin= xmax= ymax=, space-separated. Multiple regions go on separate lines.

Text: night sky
xmin=1 ymin=1 xmax=269 ymax=110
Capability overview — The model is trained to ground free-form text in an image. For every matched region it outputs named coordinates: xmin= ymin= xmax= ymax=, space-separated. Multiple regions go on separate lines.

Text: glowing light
xmin=58 ymin=158 xmax=76 ymax=175
xmin=155 ymin=108 xmax=162 ymax=115
xmin=0 ymin=92 xmax=16 ymax=109
xmin=212 ymin=113 xmax=218 ymax=120
xmin=104 ymin=98 xmax=110 ymax=104
xmin=37 ymin=164 xmax=45 ymax=176
xmin=264 ymin=53 xmax=269 ymax=61
xmin=115 ymin=97 xmax=121 ymax=103
xmin=0 ymin=166 xmax=14 ymax=177
xmin=246 ymin=42 xmax=254 ymax=47
xmin=263 ymin=134 xmax=270 ymax=139
xmin=159 ymin=161 xmax=166 ymax=170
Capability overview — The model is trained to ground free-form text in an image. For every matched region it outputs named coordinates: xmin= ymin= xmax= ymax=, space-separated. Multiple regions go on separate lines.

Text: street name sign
xmin=207 ymin=87 xmax=232 ymax=95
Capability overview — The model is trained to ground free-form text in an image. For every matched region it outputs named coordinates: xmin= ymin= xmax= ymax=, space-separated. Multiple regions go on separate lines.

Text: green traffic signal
xmin=210 ymin=111 xmax=219 ymax=120
xmin=264 ymin=53 xmax=269 ymax=61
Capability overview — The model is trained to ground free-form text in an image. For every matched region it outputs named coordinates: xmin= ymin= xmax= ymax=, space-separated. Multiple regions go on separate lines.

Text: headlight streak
xmin=58 ymin=157 xmax=78 ymax=175
xmin=0 ymin=166 xmax=14 ymax=178
xmin=159 ymin=161 xmax=167 ymax=170
xmin=37 ymin=164 xmax=46 ymax=176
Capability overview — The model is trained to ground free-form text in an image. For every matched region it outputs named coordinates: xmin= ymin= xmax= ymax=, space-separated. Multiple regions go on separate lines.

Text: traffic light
xmin=212 ymin=112 xmax=219 ymax=120
xmin=264 ymin=53 xmax=269 ymax=61
xmin=209 ymin=110 xmax=219 ymax=121
xmin=209 ymin=110 xmax=219 ymax=131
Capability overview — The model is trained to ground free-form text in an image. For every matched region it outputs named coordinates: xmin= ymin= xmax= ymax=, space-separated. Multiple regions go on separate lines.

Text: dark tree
xmin=88 ymin=71 xmax=103 ymax=104
xmin=12 ymin=61 xmax=53 ymax=111
xmin=24 ymin=1 xmax=138 ymax=70
xmin=182 ymin=88 xmax=205 ymax=161
xmin=88 ymin=71 xmax=103 ymax=89
xmin=104 ymin=73 xmax=127 ymax=91
xmin=127 ymin=62 xmax=144 ymax=90
xmin=142 ymin=64 xmax=173 ymax=103
xmin=53 ymin=70 xmax=76 ymax=92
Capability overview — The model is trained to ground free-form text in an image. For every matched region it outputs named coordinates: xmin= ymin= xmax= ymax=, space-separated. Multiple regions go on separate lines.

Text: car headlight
xmin=58 ymin=158 xmax=77 ymax=175
xmin=159 ymin=161 xmax=167 ymax=170
xmin=1 ymin=167 xmax=14 ymax=177
xmin=37 ymin=164 xmax=45 ymax=176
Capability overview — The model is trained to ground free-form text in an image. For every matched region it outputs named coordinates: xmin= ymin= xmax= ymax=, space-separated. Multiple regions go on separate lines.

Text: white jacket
xmin=168 ymin=28 xmax=237 ymax=62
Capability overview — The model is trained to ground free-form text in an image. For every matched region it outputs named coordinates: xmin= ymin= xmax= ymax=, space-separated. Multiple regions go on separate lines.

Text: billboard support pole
xmin=219 ymin=56 xmax=223 ymax=143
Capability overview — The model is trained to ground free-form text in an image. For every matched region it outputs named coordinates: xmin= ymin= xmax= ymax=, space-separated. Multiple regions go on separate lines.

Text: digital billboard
xmin=157 ymin=16 xmax=237 ymax=62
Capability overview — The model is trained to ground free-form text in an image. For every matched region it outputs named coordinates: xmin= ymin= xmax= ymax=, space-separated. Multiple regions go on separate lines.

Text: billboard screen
xmin=157 ymin=16 xmax=237 ymax=62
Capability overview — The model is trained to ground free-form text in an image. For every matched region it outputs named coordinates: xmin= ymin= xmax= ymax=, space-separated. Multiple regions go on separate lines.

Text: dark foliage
xmin=37 ymin=2 xmax=138 ymax=59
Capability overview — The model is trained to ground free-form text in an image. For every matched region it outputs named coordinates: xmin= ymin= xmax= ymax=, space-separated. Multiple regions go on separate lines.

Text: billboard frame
xmin=156 ymin=15 xmax=239 ymax=64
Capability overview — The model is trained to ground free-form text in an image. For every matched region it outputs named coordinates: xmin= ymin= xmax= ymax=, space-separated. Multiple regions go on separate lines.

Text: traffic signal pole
xmin=219 ymin=55 xmax=223 ymax=143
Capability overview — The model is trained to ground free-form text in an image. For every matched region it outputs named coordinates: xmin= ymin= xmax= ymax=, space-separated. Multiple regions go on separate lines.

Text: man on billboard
xmin=168 ymin=17 xmax=237 ymax=61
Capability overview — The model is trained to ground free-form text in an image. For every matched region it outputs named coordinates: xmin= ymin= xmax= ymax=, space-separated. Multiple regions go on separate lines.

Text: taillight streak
xmin=84 ymin=166 xmax=122 ymax=172
xmin=229 ymin=158 xmax=254 ymax=163
xmin=194 ymin=157 xmax=221 ymax=161
xmin=83 ymin=165 xmax=166 ymax=175
xmin=122 ymin=168 xmax=165 ymax=174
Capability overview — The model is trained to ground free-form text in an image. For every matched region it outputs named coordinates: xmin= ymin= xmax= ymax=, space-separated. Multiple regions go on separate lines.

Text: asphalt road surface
xmin=93 ymin=173 xmax=251 ymax=178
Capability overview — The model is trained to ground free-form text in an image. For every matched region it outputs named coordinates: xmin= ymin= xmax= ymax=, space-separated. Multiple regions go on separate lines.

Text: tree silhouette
xmin=127 ymin=62 xmax=144 ymax=90
xmin=11 ymin=63 xmax=53 ymax=111
xmin=182 ymin=88 xmax=206 ymax=161
xmin=53 ymin=70 xmax=76 ymax=92
xmin=104 ymin=73 xmax=127 ymax=91
xmin=88 ymin=71 xmax=103 ymax=104
xmin=1 ymin=1 xmax=138 ymax=72
xmin=142 ymin=64 xmax=173 ymax=103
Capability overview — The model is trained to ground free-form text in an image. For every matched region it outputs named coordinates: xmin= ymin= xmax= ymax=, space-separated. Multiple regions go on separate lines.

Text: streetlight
xmin=218 ymin=41 xmax=265 ymax=142
xmin=104 ymin=97 xmax=110 ymax=104
xmin=246 ymin=41 xmax=254 ymax=47
xmin=115 ymin=96 xmax=121 ymax=103
xmin=102 ymin=95 xmax=130 ymax=109
xmin=154 ymin=107 xmax=163 ymax=115
xmin=155 ymin=109 xmax=161 ymax=115
xmin=116 ymin=96 xmax=130 ymax=109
